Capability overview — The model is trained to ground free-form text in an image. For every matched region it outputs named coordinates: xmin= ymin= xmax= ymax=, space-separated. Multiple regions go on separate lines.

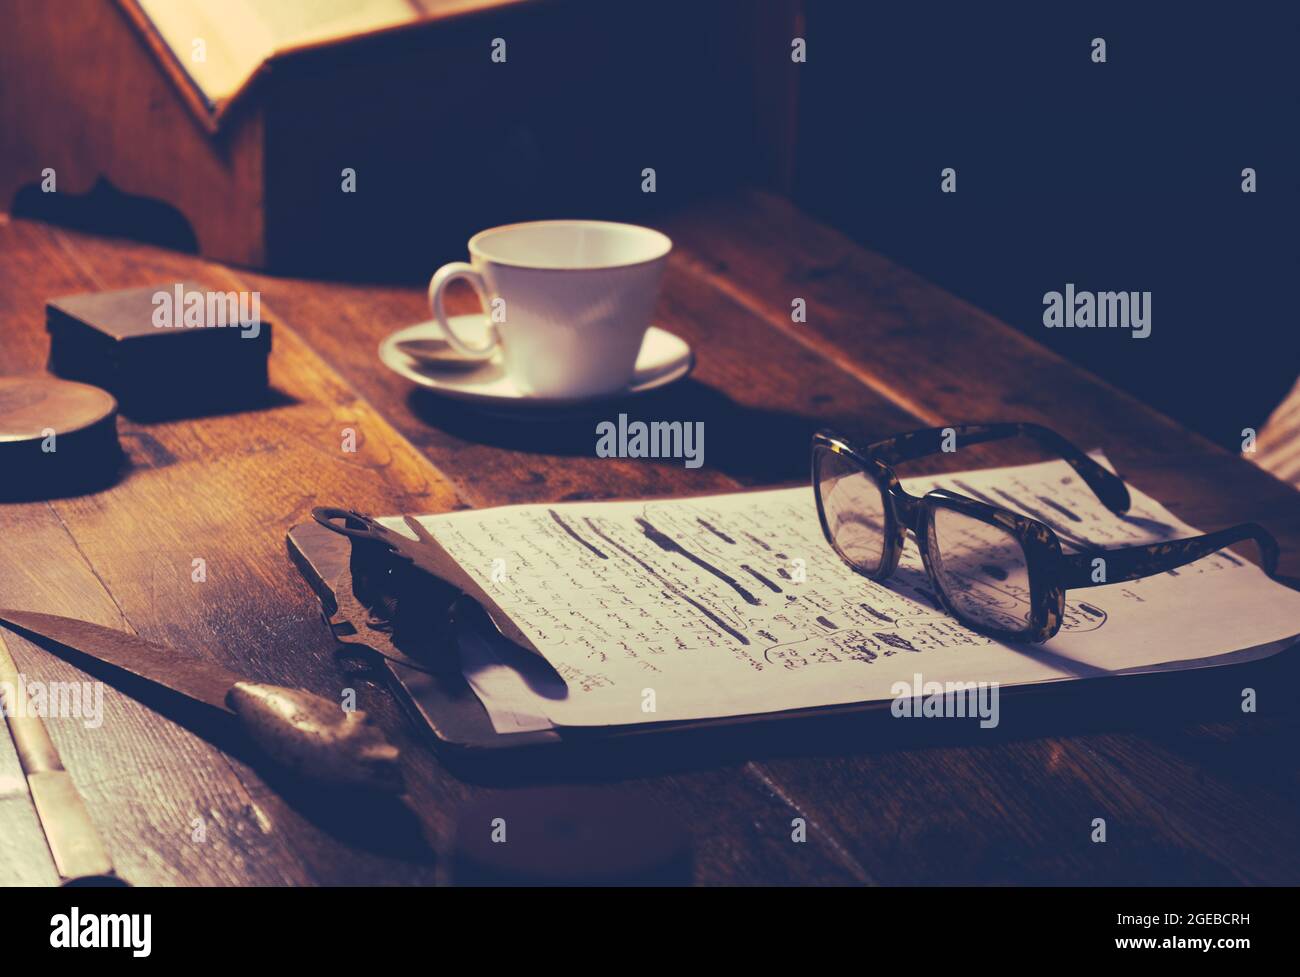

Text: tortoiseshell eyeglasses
xmin=811 ymin=423 xmax=1280 ymax=642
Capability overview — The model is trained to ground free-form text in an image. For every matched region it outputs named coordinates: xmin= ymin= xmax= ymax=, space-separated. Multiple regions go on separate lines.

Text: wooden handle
xmin=225 ymin=683 xmax=404 ymax=793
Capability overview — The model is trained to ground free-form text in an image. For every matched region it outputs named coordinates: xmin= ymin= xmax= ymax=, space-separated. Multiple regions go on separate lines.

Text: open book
xmin=379 ymin=455 xmax=1300 ymax=733
xmin=130 ymin=0 xmax=510 ymax=107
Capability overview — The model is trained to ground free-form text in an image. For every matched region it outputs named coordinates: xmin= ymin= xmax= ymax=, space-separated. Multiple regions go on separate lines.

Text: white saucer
xmin=378 ymin=316 xmax=694 ymax=408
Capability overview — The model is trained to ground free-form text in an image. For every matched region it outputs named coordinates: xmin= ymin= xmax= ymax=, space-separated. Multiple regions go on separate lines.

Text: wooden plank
xmin=4 ymin=193 xmax=1297 ymax=881
xmin=753 ymin=709 xmax=1300 ymax=883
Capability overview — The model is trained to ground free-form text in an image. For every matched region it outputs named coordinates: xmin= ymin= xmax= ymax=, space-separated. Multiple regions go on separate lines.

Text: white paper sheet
xmin=386 ymin=456 xmax=1300 ymax=729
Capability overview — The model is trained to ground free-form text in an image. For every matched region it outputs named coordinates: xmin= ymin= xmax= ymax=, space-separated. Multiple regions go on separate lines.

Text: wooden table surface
xmin=2 ymin=193 xmax=1299 ymax=885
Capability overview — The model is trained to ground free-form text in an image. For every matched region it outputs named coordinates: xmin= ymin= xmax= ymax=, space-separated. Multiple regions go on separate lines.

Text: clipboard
xmin=284 ymin=519 xmax=914 ymax=761
xmin=285 ymin=519 xmax=1300 ymax=772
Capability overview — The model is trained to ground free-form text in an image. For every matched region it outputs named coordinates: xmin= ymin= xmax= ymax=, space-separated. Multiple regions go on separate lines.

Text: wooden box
xmin=47 ymin=281 xmax=272 ymax=418
xmin=0 ymin=0 xmax=798 ymax=276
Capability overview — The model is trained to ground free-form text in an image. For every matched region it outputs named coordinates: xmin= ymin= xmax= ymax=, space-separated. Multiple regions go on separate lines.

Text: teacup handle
xmin=427 ymin=262 xmax=498 ymax=360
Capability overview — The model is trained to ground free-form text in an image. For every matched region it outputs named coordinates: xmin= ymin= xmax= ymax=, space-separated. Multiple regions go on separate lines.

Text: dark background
xmin=794 ymin=1 xmax=1298 ymax=452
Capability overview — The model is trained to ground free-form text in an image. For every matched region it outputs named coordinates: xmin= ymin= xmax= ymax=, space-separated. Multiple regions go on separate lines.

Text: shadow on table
xmin=116 ymin=386 xmax=300 ymax=424
xmin=407 ymin=377 xmax=879 ymax=485
xmin=254 ymin=766 xmax=434 ymax=863
xmin=0 ymin=462 xmax=127 ymax=504
xmin=0 ymin=387 xmax=302 ymax=503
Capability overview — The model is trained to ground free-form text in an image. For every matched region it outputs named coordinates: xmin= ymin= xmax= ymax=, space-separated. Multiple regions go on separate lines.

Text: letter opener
xmin=0 ymin=610 xmax=403 ymax=794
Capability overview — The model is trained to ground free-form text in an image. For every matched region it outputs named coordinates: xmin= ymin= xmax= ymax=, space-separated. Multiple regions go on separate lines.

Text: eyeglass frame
xmin=811 ymin=422 xmax=1280 ymax=643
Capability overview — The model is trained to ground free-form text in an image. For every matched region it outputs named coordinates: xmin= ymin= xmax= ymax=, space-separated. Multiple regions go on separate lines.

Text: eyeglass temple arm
xmin=1060 ymin=523 xmax=1280 ymax=589
xmin=869 ymin=422 xmax=1131 ymax=514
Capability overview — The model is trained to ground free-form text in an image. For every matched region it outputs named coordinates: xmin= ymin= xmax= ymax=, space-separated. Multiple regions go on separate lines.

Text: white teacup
xmin=427 ymin=220 xmax=672 ymax=398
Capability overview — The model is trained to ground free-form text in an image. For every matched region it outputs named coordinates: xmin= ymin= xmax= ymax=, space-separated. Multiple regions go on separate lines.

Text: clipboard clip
xmin=312 ymin=507 xmax=469 ymax=675
xmin=312 ymin=507 xmax=536 ymax=676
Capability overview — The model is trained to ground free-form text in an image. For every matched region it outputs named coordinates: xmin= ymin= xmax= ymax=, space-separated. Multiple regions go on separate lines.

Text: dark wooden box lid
xmin=47 ymin=281 xmax=271 ymax=352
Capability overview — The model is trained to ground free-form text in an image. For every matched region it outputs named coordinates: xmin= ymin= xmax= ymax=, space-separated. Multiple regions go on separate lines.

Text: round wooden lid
xmin=0 ymin=376 xmax=118 ymax=443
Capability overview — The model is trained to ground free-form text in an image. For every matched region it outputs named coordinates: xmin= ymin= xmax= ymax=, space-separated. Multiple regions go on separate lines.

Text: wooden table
xmin=1 ymin=193 xmax=1298 ymax=885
